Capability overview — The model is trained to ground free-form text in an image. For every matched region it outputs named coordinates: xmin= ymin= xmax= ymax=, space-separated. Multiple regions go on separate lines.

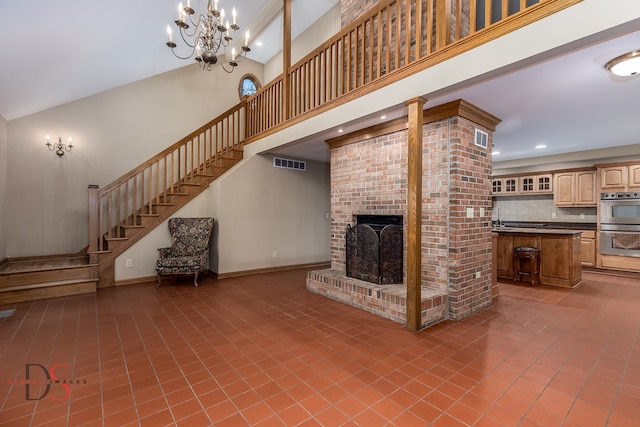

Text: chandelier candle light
xmin=46 ymin=134 xmax=73 ymax=157
xmin=166 ymin=0 xmax=250 ymax=72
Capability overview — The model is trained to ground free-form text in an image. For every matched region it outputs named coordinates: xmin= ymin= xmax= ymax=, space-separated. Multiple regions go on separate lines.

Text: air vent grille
xmin=273 ymin=157 xmax=306 ymax=171
xmin=474 ymin=128 xmax=488 ymax=149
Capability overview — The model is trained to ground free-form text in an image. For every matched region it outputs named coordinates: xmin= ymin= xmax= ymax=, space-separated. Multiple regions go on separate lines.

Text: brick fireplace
xmin=307 ymin=100 xmax=499 ymax=330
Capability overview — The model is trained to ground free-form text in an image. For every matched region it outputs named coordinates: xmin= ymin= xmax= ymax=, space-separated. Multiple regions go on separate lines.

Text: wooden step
xmin=0 ymin=263 xmax=96 ymax=288
xmin=0 ymin=256 xmax=98 ymax=304
xmin=0 ymin=279 xmax=98 ymax=304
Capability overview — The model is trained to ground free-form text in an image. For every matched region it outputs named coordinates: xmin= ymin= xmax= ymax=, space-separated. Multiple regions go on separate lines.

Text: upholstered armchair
xmin=156 ymin=217 xmax=214 ymax=287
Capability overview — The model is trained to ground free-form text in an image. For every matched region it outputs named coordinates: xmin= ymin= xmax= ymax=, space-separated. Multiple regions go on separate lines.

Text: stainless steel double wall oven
xmin=600 ymin=192 xmax=640 ymax=257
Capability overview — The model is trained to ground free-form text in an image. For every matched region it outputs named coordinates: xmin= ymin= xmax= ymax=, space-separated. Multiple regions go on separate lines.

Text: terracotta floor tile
xmin=139 ymin=407 xmax=175 ymax=427
xmin=1 ymin=269 xmax=639 ymax=425
xmin=240 ymin=401 xmax=276 ymax=425
xmin=277 ymin=402 xmax=312 ymax=426
xmin=170 ymin=398 xmax=204 ymax=421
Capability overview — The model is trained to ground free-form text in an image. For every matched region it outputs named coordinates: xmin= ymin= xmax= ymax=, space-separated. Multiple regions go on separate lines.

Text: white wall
xmin=263 ymin=4 xmax=341 ymax=84
xmin=5 ymin=60 xmax=263 ymax=257
xmin=115 ymin=154 xmax=331 ymax=281
xmin=214 ymin=154 xmax=331 ymax=275
xmin=0 ymin=115 xmax=7 ymax=261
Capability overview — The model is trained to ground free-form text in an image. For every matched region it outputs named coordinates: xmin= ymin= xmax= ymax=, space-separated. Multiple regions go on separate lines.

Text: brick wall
xmin=330 ymin=132 xmax=408 ymax=273
xmin=340 ymin=0 xmax=380 ymax=27
xmin=445 ymin=116 xmax=493 ymax=320
xmin=329 ymin=105 xmax=494 ymax=321
xmin=341 ymin=0 xmax=472 ymax=44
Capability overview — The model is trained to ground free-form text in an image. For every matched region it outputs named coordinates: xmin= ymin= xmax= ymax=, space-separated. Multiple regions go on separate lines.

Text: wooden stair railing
xmin=86 ymin=0 xmax=577 ymax=289
xmin=244 ymin=0 xmax=575 ymax=140
xmin=88 ymin=102 xmax=246 ymax=288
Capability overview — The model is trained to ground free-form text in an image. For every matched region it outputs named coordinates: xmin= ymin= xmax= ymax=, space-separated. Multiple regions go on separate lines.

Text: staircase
xmin=0 ymin=147 xmax=243 ymax=303
xmin=0 ymin=103 xmax=246 ymax=303
xmin=89 ymin=146 xmax=243 ymax=288
xmin=0 ymin=253 xmax=98 ymax=304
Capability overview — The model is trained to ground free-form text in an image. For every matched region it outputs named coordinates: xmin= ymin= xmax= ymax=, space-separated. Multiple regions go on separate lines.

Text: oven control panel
xmin=601 ymin=192 xmax=640 ymax=200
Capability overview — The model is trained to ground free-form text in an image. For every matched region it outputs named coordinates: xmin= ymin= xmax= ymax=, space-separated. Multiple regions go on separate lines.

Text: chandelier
xmin=166 ymin=0 xmax=250 ymax=72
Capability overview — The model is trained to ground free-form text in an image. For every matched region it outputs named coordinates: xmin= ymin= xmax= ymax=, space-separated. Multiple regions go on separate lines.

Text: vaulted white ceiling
xmin=1 ymin=0 xmax=639 ymax=164
xmin=0 ymin=0 xmax=338 ymax=121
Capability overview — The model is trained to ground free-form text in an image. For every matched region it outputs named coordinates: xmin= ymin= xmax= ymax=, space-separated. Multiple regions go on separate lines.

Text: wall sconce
xmin=46 ymin=134 xmax=73 ymax=157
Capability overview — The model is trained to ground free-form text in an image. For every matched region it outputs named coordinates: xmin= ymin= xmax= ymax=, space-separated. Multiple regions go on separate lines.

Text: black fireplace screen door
xmin=346 ymin=223 xmax=403 ymax=285
xmin=380 ymin=225 xmax=403 ymax=284
xmin=346 ymin=224 xmax=379 ymax=284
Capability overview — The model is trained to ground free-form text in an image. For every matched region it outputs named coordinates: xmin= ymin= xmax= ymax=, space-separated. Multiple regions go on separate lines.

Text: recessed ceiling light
xmin=256 ymin=41 xmax=263 ymax=47
xmin=338 ymin=129 xmax=343 ymax=133
xmin=535 ymin=144 xmax=547 ymax=149
xmin=492 ymin=150 xmax=500 ymax=155
xmin=380 ymin=115 xmax=387 ymax=120
xmin=605 ymin=50 xmax=640 ymax=76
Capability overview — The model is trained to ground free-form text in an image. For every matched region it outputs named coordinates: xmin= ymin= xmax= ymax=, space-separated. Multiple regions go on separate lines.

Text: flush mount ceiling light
xmin=605 ymin=50 xmax=640 ymax=76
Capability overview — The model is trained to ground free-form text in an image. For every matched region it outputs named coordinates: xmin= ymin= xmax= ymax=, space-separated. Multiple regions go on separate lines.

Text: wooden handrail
xmin=88 ymin=100 xmax=246 ymax=253
xmin=99 ymin=101 xmax=246 ymax=196
xmin=243 ymin=0 xmax=571 ymax=139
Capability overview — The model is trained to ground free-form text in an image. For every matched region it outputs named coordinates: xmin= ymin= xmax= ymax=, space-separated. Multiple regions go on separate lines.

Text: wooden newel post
xmin=88 ymin=185 xmax=100 ymax=258
xmin=405 ymin=96 xmax=427 ymax=332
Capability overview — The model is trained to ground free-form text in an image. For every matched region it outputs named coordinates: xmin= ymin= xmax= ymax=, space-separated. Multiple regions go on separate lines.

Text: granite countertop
xmin=497 ymin=221 xmax=597 ymax=230
xmin=492 ymin=227 xmax=583 ymax=235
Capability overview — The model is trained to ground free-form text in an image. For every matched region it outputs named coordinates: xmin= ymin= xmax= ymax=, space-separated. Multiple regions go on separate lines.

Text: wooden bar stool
xmin=513 ymin=246 xmax=540 ymax=285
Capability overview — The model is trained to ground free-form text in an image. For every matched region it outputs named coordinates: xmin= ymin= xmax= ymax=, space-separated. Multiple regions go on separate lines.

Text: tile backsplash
xmin=493 ymin=195 xmax=597 ymax=223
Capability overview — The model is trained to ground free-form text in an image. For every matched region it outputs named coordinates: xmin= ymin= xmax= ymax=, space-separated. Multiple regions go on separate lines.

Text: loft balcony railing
xmin=88 ymin=0 xmax=579 ymax=260
xmin=244 ymin=0 xmax=579 ymax=140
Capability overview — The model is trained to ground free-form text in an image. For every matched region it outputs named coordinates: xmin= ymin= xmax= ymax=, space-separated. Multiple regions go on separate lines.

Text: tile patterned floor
xmin=0 ymin=269 xmax=639 ymax=426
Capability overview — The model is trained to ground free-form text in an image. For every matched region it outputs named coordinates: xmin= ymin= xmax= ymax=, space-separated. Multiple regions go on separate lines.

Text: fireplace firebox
xmin=346 ymin=215 xmax=403 ymax=285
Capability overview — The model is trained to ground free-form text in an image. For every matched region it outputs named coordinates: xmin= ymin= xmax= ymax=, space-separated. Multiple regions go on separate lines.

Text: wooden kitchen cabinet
xmin=628 ymin=164 xmax=640 ymax=188
xmin=495 ymin=232 xmax=514 ymax=278
xmin=580 ymin=230 xmax=596 ymax=267
xmin=492 ymin=174 xmax=552 ymax=195
xmin=554 ymin=170 xmax=596 ymax=206
xmin=600 ymin=163 xmax=640 ymax=191
xmin=601 ymin=166 xmax=627 ymax=190
xmin=492 ymin=177 xmax=519 ymax=195
xmin=520 ymin=174 xmax=553 ymax=194
xmin=495 ymin=229 xmax=582 ymax=288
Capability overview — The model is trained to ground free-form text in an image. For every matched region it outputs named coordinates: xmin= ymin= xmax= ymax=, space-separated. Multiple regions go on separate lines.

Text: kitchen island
xmin=493 ymin=228 xmax=582 ymax=288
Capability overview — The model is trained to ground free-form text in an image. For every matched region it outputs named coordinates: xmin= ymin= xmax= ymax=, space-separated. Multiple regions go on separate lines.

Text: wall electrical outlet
xmin=466 ymin=207 xmax=474 ymax=218
xmin=272 ymin=251 xmax=278 ymax=258
xmin=126 ymin=259 xmax=133 ymax=267
xmin=474 ymin=272 xmax=481 ymax=279
xmin=580 ymin=213 xmax=585 ymax=219
xmin=551 ymin=212 xmax=557 ymax=219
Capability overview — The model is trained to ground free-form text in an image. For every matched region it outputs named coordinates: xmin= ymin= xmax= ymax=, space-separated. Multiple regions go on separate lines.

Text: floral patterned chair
xmin=156 ymin=217 xmax=214 ymax=288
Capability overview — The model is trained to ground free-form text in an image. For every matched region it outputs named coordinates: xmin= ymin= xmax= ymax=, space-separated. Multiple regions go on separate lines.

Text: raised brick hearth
xmin=307 ymin=269 xmax=448 ymax=328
